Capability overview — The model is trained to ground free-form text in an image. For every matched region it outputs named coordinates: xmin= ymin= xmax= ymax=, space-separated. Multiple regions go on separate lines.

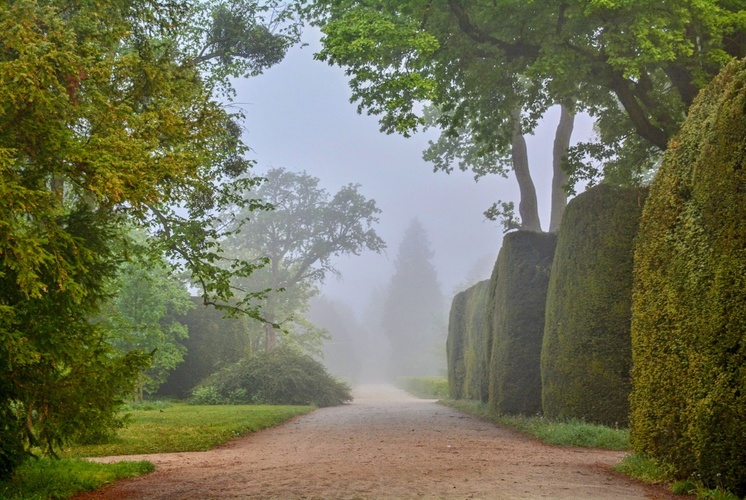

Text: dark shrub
xmin=194 ymin=347 xmax=352 ymax=407
xmin=542 ymin=184 xmax=647 ymax=426
xmin=488 ymin=231 xmax=557 ymax=415
xmin=630 ymin=58 xmax=746 ymax=496
xmin=158 ymin=299 xmax=252 ymax=398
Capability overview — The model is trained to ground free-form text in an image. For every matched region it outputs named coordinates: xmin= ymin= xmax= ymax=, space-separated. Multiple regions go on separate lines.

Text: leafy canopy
xmin=305 ymin=0 xmax=746 ymax=188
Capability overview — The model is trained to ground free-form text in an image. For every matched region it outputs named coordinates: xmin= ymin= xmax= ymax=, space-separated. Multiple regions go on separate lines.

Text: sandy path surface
xmin=75 ymin=385 xmax=679 ymax=499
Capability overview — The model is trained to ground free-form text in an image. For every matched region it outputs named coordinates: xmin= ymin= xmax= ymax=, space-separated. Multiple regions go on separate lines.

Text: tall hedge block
xmin=446 ymin=290 xmax=468 ymax=399
xmin=462 ymin=280 xmax=492 ymax=402
xmin=488 ymin=231 xmax=557 ymax=415
xmin=447 ymin=279 xmax=491 ymax=401
xmin=542 ymin=184 xmax=647 ymax=426
xmin=630 ymin=58 xmax=746 ymax=496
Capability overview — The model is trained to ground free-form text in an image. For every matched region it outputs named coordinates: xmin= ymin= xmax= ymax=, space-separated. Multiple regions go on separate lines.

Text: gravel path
xmin=75 ymin=385 xmax=680 ymax=499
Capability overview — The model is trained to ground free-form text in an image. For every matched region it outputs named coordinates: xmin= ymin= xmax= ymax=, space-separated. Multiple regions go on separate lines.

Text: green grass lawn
xmin=65 ymin=403 xmax=314 ymax=457
xmin=0 ymin=402 xmax=314 ymax=499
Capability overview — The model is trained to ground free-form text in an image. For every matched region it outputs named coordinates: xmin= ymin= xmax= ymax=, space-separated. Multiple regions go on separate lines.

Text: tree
xmin=223 ymin=168 xmax=385 ymax=350
xmin=104 ymin=241 xmax=195 ymax=397
xmin=0 ymin=0 xmax=299 ymax=475
xmin=305 ymin=0 xmax=745 ymax=193
xmin=381 ymin=219 xmax=446 ymax=378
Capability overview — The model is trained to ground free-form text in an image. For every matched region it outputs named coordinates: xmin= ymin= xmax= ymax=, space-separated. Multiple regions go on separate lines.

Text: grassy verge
xmin=0 ymin=402 xmax=314 ymax=499
xmin=615 ymin=454 xmax=741 ymax=499
xmin=444 ymin=400 xmax=741 ymax=498
xmin=441 ymin=399 xmax=630 ymax=450
xmin=396 ymin=376 xmax=449 ymax=399
xmin=0 ymin=458 xmax=154 ymax=499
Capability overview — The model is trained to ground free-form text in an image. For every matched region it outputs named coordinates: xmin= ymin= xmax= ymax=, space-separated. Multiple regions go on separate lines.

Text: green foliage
xmin=443 ymin=400 xmax=629 ymax=451
xmin=488 ymin=231 xmax=557 ymax=416
xmin=194 ymin=347 xmax=352 ymax=407
xmin=104 ymin=238 xmax=195 ymax=395
xmin=0 ymin=0 xmax=299 ymax=479
xmin=66 ymin=403 xmax=313 ymax=457
xmin=307 ymin=0 xmax=746 ymax=188
xmin=0 ymin=458 xmax=154 ymax=500
xmin=541 ymin=185 xmax=647 ymax=426
xmin=397 ymin=377 xmax=449 ymax=399
xmin=630 ymin=58 xmax=746 ymax=497
xmin=447 ymin=280 xmax=491 ymax=401
xmin=157 ymin=299 xmax=253 ymax=398
xmin=0 ymin=207 xmax=149 ymax=475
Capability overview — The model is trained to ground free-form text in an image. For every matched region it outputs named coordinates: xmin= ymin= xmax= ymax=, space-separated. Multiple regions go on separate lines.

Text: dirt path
xmin=76 ymin=385 xmax=679 ymax=499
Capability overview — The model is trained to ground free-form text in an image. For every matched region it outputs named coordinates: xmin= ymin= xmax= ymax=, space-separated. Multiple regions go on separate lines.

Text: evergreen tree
xmin=382 ymin=219 xmax=446 ymax=378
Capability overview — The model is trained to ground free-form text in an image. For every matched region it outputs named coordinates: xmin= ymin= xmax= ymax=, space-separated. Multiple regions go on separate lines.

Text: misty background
xmin=233 ymin=29 xmax=594 ymax=379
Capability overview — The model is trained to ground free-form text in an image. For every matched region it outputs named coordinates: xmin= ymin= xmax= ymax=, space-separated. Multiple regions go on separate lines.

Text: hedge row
xmin=488 ymin=231 xmax=557 ymax=416
xmin=630 ymin=58 xmax=746 ymax=496
xmin=542 ymin=184 xmax=647 ymax=426
xmin=447 ymin=58 xmax=746 ymax=495
xmin=448 ymin=186 xmax=647 ymax=423
xmin=446 ymin=279 xmax=491 ymax=401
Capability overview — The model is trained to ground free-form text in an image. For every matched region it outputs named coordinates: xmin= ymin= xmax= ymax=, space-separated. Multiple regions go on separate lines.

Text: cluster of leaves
xmin=191 ymin=347 xmax=352 ymax=407
xmin=157 ymin=299 xmax=253 ymax=398
xmin=381 ymin=219 xmax=445 ymax=378
xmin=102 ymin=236 xmax=195 ymax=396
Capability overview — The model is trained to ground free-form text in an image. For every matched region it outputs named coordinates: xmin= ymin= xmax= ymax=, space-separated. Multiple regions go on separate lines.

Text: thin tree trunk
xmin=265 ymin=258 xmax=280 ymax=350
xmin=511 ymin=108 xmax=541 ymax=232
xmin=549 ymin=105 xmax=574 ymax=232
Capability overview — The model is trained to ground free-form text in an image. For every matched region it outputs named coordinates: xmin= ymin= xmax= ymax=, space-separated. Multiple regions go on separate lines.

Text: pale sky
xmin=233 ymin=29 xmax=593 ymax=315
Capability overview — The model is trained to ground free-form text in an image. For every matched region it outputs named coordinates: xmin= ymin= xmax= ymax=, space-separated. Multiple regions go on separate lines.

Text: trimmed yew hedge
xmin=542 ymin=184 xmax=647 ymax=426
xmin=447 ymin=280 xmax=492 ymax=401
xmin=462 ymin=280 xmax=492 ymax=402
xmin=446 ymin=290 xmax=468 ymax=399
xmin=488 ymin=231 xmax=557 ymax=415
xmin=630 ymin=58 xmax=746 ymax=496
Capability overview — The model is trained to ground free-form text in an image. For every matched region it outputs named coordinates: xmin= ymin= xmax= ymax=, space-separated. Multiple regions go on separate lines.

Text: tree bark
xmin=549 ymin=105 xmax=574 ymax=232
xmin=511 ymin=108 xmax=542 ymax=232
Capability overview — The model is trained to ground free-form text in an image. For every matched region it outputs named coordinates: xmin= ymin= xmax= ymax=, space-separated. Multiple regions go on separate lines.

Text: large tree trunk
xmin=511 ymin=108 xmax=542 ymax=232
xmin=549 ymin=105 xmax=574 ymax=232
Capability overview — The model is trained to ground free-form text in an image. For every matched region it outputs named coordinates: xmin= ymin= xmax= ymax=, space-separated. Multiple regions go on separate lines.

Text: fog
xmin=234 ymin=29 xmax=593 ymax=377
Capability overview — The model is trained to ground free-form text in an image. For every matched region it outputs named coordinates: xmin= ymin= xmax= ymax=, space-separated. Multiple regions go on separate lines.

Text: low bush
xmin=193 ymin=347 xmax=352 ymax=407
